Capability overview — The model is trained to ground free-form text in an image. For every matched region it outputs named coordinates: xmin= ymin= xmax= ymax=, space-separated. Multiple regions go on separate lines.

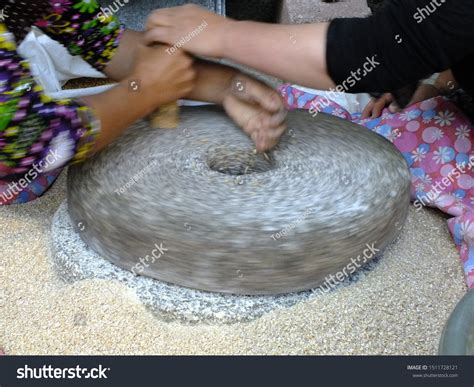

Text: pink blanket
xmin=279 ymin=85 xmax=473 ymax=289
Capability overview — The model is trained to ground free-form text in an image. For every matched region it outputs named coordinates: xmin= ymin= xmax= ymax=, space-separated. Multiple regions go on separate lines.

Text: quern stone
xmin=51 ymin=200 xmax=384 ymax=323
xmin=61 ymin=106 xmax=410 ymax=295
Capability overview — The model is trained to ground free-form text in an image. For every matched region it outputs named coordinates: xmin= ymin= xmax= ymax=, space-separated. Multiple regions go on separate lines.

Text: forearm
xmin=103 ymin=30 xmax=143 ymax=81
xmin=434 ymin=70 xmax=458 ymax=94
xmin=104 ymin=32 xmax=235 ymax=105
xmin=222 ymin=21 xmax=335 ymax=89
xmin=185 ymin=59 xmax=237 ymax=103
xmin=82 ymin=83 xmax=157 ymax=152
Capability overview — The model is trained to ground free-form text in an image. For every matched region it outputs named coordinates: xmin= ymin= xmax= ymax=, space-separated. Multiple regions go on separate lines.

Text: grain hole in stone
xmin=207 ymin=148 xmax=274 ymax=176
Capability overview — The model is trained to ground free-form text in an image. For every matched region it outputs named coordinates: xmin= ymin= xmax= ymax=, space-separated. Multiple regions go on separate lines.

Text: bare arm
xmin=221 ymin=21 xmax=334 ymax=90
xmin=145 ymin=2 xmax=474 ymax=97
xmin=103 ymin=30 xmax=287 ymax=152
xmin=85 ymin=44 xmax=196 ymax=153
xmin=145 ymin=5 xmax=335 ymax=89
xmin=104 ymin=30 xmax=284 ymax=106
xmin=102 ymin=30 xmax=143 ymax=81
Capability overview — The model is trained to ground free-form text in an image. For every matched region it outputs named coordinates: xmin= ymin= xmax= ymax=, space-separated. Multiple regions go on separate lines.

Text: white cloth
xmin=17 ymin=28 xmax=113 ymax=99
xmin=16 ymin=29 xmax=111 ymax=172
xmin=16 ymin=28 xmax=210 ymax=106
xmin=291 ymin=85 xmax=372 ymax=114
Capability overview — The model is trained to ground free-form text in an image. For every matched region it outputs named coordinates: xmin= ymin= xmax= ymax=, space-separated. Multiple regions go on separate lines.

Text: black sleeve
xmin=452 ymin=54 xmax=474 ymax=96
xmin=326 ymin=0 xmax=474 ymax=95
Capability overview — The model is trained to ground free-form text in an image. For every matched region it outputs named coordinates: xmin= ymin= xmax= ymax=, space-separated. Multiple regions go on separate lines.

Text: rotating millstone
xmin=64 ymin=106 xmax=410 ymax=295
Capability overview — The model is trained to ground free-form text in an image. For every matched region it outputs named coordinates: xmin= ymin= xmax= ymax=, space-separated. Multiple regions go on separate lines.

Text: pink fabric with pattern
xmin=279 ymin=84 xmax=474 ymax=289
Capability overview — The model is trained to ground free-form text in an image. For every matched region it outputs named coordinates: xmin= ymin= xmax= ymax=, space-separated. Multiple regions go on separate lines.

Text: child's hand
xmin=130 ymin=44 xmax=196 ymax=111
xmin=223 ymin=75 xmax=287 ymax=152
xmin=144 ymin=4 xmax=230 ymax=58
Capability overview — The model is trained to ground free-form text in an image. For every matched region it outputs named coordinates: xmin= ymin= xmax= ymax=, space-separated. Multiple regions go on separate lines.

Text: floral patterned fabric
xmin=0 ymin=0 xmax=123 ymax=205
xmin=279 ymin=84 xmax=474 ymax=289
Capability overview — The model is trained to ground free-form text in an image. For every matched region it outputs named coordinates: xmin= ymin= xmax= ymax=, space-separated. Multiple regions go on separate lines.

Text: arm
xmin=362 ymin=69 xmax=459 ymax=119
xmin=145 ymin=5 xmax=334 ymax=90
xmin=106 ymin=29 xmax=287 ymax=152
xmin=0 ymin=23 xmax=195 ymax=179
xmin=217 ymin=21 xmax=334 ymax=90
xmin=15 ymin=0 xmax=285 ymax=152
xmin=145 ymin=1 xmax=474 ymax=94
xmin=84 ymin=46 xmax=195 ymax=152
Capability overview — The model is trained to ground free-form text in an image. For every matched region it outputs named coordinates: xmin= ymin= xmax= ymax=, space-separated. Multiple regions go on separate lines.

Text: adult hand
xmin=83 ymin=44 xmax=196 ymax=152
xmin=361 ymin=93 xmax=399 ymax=119
xmin=361 ymin=84 xmax=441 ymax=119
xmin=144 ymin=4 xmax=230 ymax=58
xmin=129 ymin=43 xmax=196 ymax=112
xmin=223 ymin=75 xmax=287 ymax=152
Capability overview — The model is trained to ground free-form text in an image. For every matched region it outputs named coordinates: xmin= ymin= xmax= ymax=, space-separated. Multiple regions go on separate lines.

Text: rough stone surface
xmin=280 ymin=0 xmax=371 ymax=24
xmin=439 ymin=289 xmax=474 ymax=355
xmin=51 ymin=201 xmax=384 ymax=323
xmin=64 ymin=106 xmax=410 ymax=296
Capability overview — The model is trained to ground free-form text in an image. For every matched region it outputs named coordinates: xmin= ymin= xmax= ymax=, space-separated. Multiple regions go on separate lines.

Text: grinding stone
xmin=50 ymin=201 xmax=383 ymax=323
xmin=64 ymin=106 xmax=411 ymax=295
xmin=439 ymin=289 xmax=474 ymax=355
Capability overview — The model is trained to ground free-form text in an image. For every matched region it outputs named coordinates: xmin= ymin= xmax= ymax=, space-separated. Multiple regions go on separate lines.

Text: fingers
xmin=407 ymin=84 xmax=439 ymax=106
xmin=226 ymin=75 xmax=288 ymax=150
xmin=256 ymin=123 xmax=287 ymax=153
xmin=361 ymin=99 xmax=375 ymax=119
xmin=245 ymin=108 xmax=287 ymax=153
xmin=223 ymin=94 xmax=287 ymax=152
xmin=269 ymin=107 xmax=288 ymax=128
xmin=144 ymin=8 xmax=180 ymax=45
xmin=144 ymin=27 xmax=174 ymax=46
xmin=361 ymin=93 xmax=394 ymax=119
xmin=231 ymin=76 xmax=283 ymax=113
xmin=145 ymin=9 xmax=176 ymax=30
xmin=145 ymin=4 xmax=204 ymax=32
xmin=371 ymin=97 xmax=386 ymax=118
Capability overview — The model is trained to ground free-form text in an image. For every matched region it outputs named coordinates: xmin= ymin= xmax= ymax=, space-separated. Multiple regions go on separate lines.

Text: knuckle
xmin=187 ymin=68 xmax=197 ymax=80
xmin=182 ymin=57 xmax=193 ymax=68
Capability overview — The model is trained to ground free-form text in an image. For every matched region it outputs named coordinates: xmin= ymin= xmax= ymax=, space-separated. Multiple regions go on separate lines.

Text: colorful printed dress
xmin=0 ymin=0 xmax=123 ymax=204
xmin=279 ymin=85 xmax=474 ymax=289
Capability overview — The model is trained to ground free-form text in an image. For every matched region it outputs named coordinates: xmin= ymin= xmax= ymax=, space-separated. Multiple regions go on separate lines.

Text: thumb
xmin=144 ymin=27 xmax=172 ymax=46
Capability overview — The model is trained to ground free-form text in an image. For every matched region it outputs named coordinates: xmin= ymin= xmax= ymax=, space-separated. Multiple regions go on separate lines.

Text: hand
xmin=361 ymin=93 xmax=399 ymax=119
xmin=144 ymin=4 xmax=230 ymax=58
xmin=362 ymin=81 xmax=444 ymax=119
xmin=223 ymin=75 xmax=287 ymax=152
xmin=129 ymin=43 xmax=196 ymax=112
xmin=408 ymin=83 xmax=441 ymax=105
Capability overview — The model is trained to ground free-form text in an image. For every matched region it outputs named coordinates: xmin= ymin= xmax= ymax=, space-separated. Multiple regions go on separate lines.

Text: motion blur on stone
xmin=58 ymin=106 xmax=410 ymax=296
